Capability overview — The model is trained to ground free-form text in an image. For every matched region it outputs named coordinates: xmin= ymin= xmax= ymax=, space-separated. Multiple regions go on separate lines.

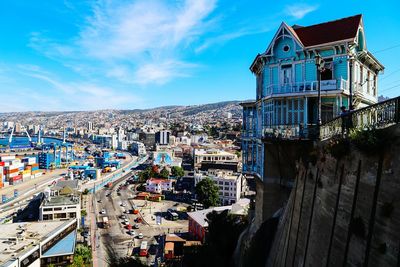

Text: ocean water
xmin=0 ymin=136 xmax=68 ymax=148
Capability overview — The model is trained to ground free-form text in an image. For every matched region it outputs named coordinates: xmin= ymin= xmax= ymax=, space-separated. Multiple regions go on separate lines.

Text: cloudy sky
xmin=0 ymin=0 xmax=399 ymax=111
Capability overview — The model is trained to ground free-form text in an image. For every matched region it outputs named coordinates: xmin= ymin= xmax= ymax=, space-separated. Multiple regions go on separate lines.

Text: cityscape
xmin=0 ymin=1 xmax=400 ymax=267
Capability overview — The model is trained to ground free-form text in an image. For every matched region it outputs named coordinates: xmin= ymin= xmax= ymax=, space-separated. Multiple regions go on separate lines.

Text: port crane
xmin=8 ymin=125 xmax=31 ymax=144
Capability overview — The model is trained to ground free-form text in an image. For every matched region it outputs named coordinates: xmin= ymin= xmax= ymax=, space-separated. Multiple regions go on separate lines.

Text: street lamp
xmin=348 ymin=54 xmax=355 ymax=110
xmin=315 ymin=53 xmax=324 ymax=128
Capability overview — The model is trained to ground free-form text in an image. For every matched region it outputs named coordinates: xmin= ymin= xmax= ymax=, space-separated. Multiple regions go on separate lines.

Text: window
xmin=54 ymin=207 xmax=62 ymax=211
xmin=283 ymin=45 xmax=290 ymax=52
xmin=321 ymin=58 xmax=333 ymax=81
xmin=281 ymin=65 xmax=292 ymax=85
xmin=43 ymin=208 xmax=53 ymax=212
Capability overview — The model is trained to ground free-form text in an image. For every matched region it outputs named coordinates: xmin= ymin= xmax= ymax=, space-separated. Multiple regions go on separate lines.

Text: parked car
xmin=129 ymin=230 xmax=136 ymax=236
xmin=100 ymin=209 xmax=106 ymax=214
xmin=138 ymin=233 xmax=143 ymax=239
xmin=133 ymin=223 xmax=139 ymax=229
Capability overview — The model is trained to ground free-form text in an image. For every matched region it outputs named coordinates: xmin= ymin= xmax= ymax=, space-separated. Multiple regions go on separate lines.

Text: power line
xmin=380 ymin=67 xmax=400 ymax=82
xmin=380 ymin=83 xmax=400 ymax=93
xmin=372 ymin=43 xmax=400 ymax=54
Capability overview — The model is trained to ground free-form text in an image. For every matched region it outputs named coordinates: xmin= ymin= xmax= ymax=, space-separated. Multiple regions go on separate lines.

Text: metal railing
xmin=320 ymin=96 xmax=400 ymax=140
xmin=261 ymin=96 xmax=399 ymax=141
xmin=264 ymin=78 xmax=348 ymax=96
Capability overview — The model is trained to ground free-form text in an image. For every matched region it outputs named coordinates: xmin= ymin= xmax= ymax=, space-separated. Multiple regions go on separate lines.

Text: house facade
xmin=241 ymin=14 xmax=384 ymax=179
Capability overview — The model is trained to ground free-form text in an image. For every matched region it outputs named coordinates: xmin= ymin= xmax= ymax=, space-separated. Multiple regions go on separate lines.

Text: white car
xmin=124 ymin=218 xmax=129 ymax=224
xmin=121 ymin=203 xmax=127 ymax=207
xmin=138 ymin=233 xmax=143 ymax=239
xmin=100 ymin=209 xmax=106 ymax=214
xmin=129 ymin=230 xmax=136 ymax=236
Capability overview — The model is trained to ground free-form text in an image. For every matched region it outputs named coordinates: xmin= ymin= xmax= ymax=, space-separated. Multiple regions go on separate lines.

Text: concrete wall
xmin=267 ymin=125 xmax=400 ymax=266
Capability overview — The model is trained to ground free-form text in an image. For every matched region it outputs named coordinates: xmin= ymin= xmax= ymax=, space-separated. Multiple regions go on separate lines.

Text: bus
xmin=102 ymin=216 xmax=110 ymax=229
xmin=139 ymin=241 xmax=148 ymax=257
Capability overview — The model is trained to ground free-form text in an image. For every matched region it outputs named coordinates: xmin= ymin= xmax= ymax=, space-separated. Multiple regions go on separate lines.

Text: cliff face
xmin=267 ymin=125 xmax=400 ymax=267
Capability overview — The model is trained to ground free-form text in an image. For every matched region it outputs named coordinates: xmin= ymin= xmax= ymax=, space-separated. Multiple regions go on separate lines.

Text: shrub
xmin=326 ymin=136 xmax=350 ymax=160
xmin=349 ymin=127 xmax=387 ymax=154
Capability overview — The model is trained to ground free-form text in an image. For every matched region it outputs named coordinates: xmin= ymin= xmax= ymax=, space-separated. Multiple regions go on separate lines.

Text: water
xmin=0 ymin=136 xmax=68 ymax=148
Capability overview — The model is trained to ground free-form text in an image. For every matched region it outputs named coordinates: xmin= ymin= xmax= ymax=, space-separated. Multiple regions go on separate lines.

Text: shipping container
xmin=0 ymin=156 xmax=16 ymax=161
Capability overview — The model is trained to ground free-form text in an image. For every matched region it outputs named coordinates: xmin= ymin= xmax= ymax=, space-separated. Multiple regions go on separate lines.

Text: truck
xmin=139 ymin=241 xmax=148 ymax=257
xmin=102 ymin=216 xmax=110 ymax=228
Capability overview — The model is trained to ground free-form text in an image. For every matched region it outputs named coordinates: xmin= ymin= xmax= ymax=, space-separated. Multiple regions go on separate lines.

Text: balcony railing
xmin=320 ymin=96 xmax=400 ymax=140
xmin=264 ymin=78 xmax=348 ymax=96
xmin=260 ymin=96 xmax=399 ymax=141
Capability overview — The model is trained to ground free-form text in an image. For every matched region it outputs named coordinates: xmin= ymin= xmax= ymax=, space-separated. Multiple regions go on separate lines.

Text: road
xmin=0 ymin=152 xmax=137 ymax=220
xmin=92 ymin=168 xmax=189 ymax=266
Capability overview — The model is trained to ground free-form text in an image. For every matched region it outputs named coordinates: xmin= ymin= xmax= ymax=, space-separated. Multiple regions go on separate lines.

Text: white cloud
xmin=285 ymin=4 xmax=318 ymax=19
xmin=30 ymin=0 xmax=217 ymax=86
xmin=17 ymin=66 xmax=141 ymax=110
xmin=134 ymin=60 xmax=197 ymax=85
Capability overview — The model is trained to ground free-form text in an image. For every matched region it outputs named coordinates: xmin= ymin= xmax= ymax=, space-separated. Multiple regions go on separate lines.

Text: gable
xmin=265 ymin=22 xmax=304 ymax=56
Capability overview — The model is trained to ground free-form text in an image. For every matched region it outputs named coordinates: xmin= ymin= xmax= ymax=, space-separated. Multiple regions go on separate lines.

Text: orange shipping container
xmin=5 ymin=168 xmax=19 ymax=174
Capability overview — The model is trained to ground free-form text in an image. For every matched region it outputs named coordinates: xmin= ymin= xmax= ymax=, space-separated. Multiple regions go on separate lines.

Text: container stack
xmin=6 ymin=163 xmax=23 ymax=185
xmin=21 ymin=157 xmax=37 ymax=181
xmin=30 ymin=163 xmax=41 ymax=178
xmin=0 ymin=163 xmax=4 ymax=189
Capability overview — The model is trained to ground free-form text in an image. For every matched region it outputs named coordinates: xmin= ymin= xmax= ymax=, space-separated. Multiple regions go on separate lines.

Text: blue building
xmin=241 ymin=14 xmax=384 ymax=179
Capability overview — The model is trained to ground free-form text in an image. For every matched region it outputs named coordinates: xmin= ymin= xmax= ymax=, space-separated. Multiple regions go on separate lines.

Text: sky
xmin=0 ymin=0 xmax=399 ymax=112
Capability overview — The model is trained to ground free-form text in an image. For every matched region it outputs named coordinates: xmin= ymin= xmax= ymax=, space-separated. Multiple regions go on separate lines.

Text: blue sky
xmin=0 ymin=0 xmax=399 ymax=111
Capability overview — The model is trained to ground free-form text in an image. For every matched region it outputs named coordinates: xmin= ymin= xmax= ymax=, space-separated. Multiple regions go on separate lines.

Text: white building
xmin=87 ymin=121 xmax=93 ymax=132
xmin=194 ymin=170 xmax=244 ymax=205
xmin=156 ymin=130 xmax=170 ymax=145
xmin=118 ymin=141 xmax=128 ymax=150
xmin=145 ymin=178 xmax=174 ymax=194
xmin=176 ymin=136 xmax=191 ymax=146
xmin=131 ymin=141 xmax=146 ymax=156
xmin=191 ymin=134 xmax=208 ymax=144
xmin=39 ymin=181 xmax=81 ymax=226
xmin=111 ymin=134 xmax=118 ymax=149
xmin=117 ymin=128 xmax=125 ymax=142
xmin=193 ymin=149 xmax=239 ymax=169
xmin=0 ymin=219 xmax=77 ymax=267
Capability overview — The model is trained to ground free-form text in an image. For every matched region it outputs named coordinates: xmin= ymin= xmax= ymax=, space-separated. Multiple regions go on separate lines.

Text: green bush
xmin=349 ymin=127 xmax=387 ymax=154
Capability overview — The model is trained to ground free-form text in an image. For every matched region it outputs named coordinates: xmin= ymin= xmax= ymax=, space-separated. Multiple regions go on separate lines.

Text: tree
xmin=160 ymin=168 xmax=170 ymax=179
xmin=171 ymin=166 xmax=184 ymax=178
xmin=195 ymin=177 xmax=220 ymax=208
xmin=81 ymin=209 xmax=87 ymax=217
xmin=181 ymin=210 xmax=248 ymax=267
xmin=74 ymin=244 xmax=92 ymax=265
xmin=152 ymin=165 xmax=160 ymax=174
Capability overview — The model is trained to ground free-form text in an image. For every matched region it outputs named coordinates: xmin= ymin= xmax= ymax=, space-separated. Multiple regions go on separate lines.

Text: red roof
xmin=148 ymin=178 xmax=170 ymax=184
xmin=292 ymin=14 xmax=362 ymax=47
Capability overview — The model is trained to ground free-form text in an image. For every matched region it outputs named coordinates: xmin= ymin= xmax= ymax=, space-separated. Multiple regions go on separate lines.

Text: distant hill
xmin=0 ymin=100 xmax=246 ymax=123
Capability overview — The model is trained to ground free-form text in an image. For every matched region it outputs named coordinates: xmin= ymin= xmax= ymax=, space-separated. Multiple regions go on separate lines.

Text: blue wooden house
xmin=241 ymin=14 xmax=384 ymax=177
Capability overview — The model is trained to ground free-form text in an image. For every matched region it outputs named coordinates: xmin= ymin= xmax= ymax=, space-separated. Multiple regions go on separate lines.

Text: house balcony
xmin=264 ymin=78 xmax=348 ymax=97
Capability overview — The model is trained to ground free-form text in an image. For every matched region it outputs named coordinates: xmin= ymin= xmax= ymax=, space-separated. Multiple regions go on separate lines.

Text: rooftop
xmin=0 ymin=221 xmax=66 ymax=264
xmin=42 ymin=195 xmax=80 ymax=207
xmin=291 ymin=14 xmax=362 ymax=47
xmin=42 ymin=230 xmax=76 ymax=257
